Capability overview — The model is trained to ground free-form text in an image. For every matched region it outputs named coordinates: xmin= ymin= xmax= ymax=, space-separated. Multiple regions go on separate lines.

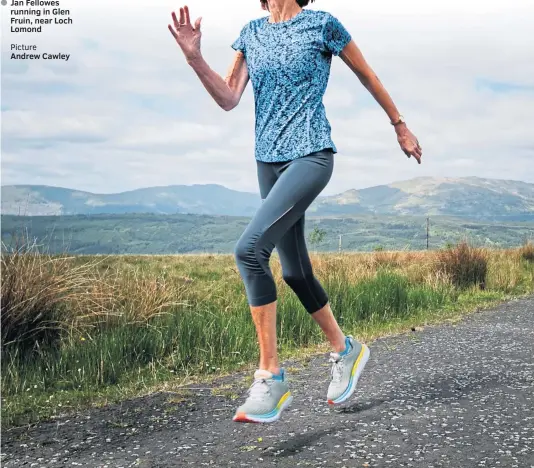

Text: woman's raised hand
xmin=168 ymin=6 xmax=203 ymax=63
xmin=396 ymin=126 xmax=422 ymax=164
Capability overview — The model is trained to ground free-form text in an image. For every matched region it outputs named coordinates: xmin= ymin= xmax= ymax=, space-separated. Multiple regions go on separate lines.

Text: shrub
xmin=520 ymin=241 xmax=534 ymax=262
xmin=1 ymin=245 xmax=190 ymax=357
xmin=1 ymin=240 xmax=99 ymax=355
xmin=436 ymin=241 xmax=488 ymax=289
xmin=373 ymin=250 xmax=402 ymax=269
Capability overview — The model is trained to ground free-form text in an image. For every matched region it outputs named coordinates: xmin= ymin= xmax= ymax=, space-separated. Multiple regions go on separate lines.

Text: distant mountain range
xmin=2 ymin=177 xmax=534 ymax=220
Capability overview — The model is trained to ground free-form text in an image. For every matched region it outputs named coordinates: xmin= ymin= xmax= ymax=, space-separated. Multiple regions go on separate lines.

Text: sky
xmin=1 ymin=0 xmax=533 ymax=195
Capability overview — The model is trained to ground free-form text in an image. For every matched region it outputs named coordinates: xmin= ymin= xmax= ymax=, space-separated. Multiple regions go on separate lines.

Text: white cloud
xmin=2 ymin=109 xmax=112 ymax=142
xmin=1 ymin=0 xmax=533 ymax=196
xmin=115 ymin=122 xmax=226 ymax=149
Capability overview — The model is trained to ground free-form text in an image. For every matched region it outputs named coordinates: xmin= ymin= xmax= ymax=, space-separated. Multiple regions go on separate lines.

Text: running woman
xmin=169 ymin=0 xmax=422 ymax=424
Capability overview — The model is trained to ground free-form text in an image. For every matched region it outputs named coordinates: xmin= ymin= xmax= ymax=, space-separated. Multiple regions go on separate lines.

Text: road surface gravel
xmin=3 ymin=296 xmax=534 ymax=467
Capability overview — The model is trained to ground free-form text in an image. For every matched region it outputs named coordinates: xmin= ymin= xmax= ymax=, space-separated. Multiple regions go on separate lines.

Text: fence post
xmin=426 ymin=217 xmax=430 ymax=250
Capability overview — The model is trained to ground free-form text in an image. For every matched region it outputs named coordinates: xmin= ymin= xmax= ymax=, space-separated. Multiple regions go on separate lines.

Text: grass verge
xmin=2 ymin=244 xmax=534 ymax=428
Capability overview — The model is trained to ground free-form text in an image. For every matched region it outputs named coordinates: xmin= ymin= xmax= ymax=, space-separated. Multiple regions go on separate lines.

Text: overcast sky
xmin=1 ymin=0 xmax=533 ymax=195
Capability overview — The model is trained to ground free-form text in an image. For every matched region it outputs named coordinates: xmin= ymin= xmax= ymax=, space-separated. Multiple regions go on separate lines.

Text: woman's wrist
xmin=390 ymin=114 xmax=405 ymax=126
xmin=394 ymin=122 xmax=407 ymax=134
xmin=186 ymin=53 xmax=204 ymax=67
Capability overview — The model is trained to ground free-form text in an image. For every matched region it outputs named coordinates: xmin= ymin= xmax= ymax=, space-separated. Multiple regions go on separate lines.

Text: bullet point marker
xmin=1 ymin=0 xmax=7 ymax=6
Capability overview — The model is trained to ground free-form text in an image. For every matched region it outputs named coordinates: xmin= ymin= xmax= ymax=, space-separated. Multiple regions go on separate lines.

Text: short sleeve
xmin=323 ymin=14 xmax=351 ymax=56
xmin=231 ymin=24 xmax=248 ymax=54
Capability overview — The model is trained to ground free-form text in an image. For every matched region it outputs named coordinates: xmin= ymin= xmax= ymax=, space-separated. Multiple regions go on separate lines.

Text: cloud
xmin=115 ymin=122 xmax=227 ymax=150
xmin=1 ymin=0 xmax=533 ymax=196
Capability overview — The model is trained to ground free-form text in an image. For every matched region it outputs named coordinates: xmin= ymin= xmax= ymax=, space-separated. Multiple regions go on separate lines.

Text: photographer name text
xmin=11 ymin=44 xmax=70 ymax=61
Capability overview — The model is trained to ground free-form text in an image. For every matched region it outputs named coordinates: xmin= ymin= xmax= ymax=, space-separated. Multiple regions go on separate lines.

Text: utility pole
xmin=426 ymin=217 xmax=430 ymax=250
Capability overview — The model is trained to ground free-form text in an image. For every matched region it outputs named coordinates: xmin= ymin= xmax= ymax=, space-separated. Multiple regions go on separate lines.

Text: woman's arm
xmin=339 ymin=40 xmax=422 ymax=164
xmin=168 ymin=6 xmax=249 ymax=111
xmin=188 ymin=52 xmax=249 ymax=111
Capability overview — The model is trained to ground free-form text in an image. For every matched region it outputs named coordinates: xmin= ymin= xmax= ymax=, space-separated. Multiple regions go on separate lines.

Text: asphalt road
xmin=3 ymin=297 xmax=534 ymax=467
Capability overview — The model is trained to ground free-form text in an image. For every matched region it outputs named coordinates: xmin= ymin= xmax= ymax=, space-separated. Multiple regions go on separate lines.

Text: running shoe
xmin=327 ymin=336 xmax=370 ymax=405
xmin=233 ymin=369 xmax=292 ymax=423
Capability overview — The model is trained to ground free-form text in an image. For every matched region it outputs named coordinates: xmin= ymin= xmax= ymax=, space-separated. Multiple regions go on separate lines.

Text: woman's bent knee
xmin=282 ymin=273 xmax=307 ymax=289
xmin=234 ymin=237 xmax=250 ymax=264
xmin=234 ymin=234 xmax=262 ymax=270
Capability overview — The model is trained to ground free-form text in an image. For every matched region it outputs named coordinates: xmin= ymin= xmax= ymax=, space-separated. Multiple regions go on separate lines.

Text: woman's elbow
xmin=221 ymin=101 xmax=237 ymax=112
xmin=220 ymin=98 xmax=239 ymax=112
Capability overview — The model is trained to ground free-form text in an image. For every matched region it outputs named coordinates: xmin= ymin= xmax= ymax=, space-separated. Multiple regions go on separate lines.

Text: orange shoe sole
xmin=232 ymin=412 xmax=259 ymax=423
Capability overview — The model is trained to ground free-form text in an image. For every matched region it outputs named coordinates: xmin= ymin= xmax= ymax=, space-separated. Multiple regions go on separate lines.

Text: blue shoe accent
xmin=251 ymin=402 xmax=283 ymax=420
xmin=338 ymin=337 xmax=352 ymax=357
xmin=333 ymin=371 xmax=356 ymax=403
xmin=272 ymin=368 xmax=284 ymax=381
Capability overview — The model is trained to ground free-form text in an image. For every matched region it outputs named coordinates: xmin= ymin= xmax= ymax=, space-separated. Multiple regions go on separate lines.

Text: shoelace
xmin=329 ymin=353 xmax=344 ymax=383
xmin=248 ymin=378 xmax=272 ymax=401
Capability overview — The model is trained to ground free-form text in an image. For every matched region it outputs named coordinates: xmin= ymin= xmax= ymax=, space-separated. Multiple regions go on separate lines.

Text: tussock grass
xmin=1 ymin=240 xmax=107 ymax=355
xmin=520 ymin=241 xmax=534 ymax=262
xmin=436 ymin=241 xmax=488 ymax=289
xmin=2 ymin=241 xmax=534 ymax=427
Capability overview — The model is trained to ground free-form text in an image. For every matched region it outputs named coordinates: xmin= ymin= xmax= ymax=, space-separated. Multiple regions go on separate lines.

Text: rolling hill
xmin=2 ymin=177 xmax=534 ymax=220
xmin=0 ymin=184 xmax=260 ymax=217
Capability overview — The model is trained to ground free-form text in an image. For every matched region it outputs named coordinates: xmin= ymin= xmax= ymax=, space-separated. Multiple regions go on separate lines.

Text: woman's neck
xmin=267 ymin=0 xmax=302 ymax=23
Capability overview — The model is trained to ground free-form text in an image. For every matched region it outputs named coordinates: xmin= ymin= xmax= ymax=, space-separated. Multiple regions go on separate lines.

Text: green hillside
xmin=2 ymin=213 xmax=532 ymax=254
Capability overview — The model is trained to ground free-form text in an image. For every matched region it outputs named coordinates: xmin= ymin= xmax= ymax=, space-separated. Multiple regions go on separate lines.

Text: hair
xmin=260 ymin=0 xmax=315 ymax=8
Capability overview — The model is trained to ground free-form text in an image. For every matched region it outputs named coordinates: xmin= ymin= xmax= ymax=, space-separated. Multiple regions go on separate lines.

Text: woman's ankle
xmin=333 ymin=335 xmax=349 ymax=354
xmin=267 ymin=366 xmax=281 ymax=376
xmin=259 ymin=363 xmax=281 ymax=376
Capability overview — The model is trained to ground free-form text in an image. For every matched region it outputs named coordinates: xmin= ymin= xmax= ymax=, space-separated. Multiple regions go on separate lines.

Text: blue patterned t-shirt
xmin=232 ymin=9 xmax=351 ymax=163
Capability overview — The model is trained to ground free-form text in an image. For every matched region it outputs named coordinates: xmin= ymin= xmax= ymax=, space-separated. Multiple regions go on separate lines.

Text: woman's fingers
xmin=184 ymin=5 xmax=191 ymax=25
xmin=194 ymin=16 xmax=202 ymax=31
xmin=168 ymin=24 xmax=178 ymax=40
xmin=170 ymin=7 xmax=197 ymax=43
xmin=399 ymin=130 xmax=422 ymax=164
xmin=411 ymin=144 xmax=422 ymax=164
xmin=402 ymin=144 xmax=422 ymax=164
xmin=416 ymin=141 xmax=422 ymax=155
xmin=172 ymin=11 xmax=181 ymax=31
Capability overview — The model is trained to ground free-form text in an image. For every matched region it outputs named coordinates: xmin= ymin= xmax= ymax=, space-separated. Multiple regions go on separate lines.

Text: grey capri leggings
xmin=234 ymin=148 xmax=334 ymax=313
